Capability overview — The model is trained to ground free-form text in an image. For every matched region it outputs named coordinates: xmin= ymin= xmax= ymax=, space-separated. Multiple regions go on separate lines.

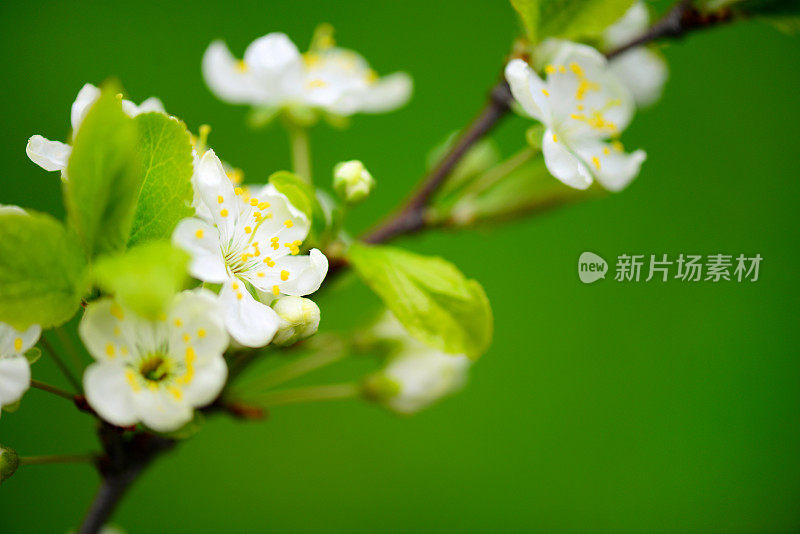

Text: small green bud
xmin=0 ymin=444 xmax=20 ymax=484
xmin=271 ymin=296 xmax=321 ymax=346
xmin=333 ymin=160 xmax=375 ymax=204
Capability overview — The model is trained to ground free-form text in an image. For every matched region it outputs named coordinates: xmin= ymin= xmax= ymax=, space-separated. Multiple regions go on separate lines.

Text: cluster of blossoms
xmin=4 ymin=6 xmax=669 ymax=433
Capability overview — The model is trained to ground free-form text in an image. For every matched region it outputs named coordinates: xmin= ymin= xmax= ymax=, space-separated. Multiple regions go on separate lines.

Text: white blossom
xmin=505 ymin=43 xmax=646 ymax=191
xmin=0 ymin=322 xmax=40 ymax=417
xmin=172 ymin=150 xmax=328 ymax=348
xmin=368 ymin=313 xmax=471 ymax=414
xmin=26 ymin=83 xmax=166 ymax=178
xmin=202 ymin=32 xmax=412 ymax=116
xmin=79 ymin=290 xmax=228 ymax=432
xmin=603 ymin=2 xmax=669 ymax=107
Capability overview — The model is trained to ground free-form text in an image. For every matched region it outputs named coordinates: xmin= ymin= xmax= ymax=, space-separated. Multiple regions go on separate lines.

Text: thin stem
xmin=233 ymin=346 xmax=349 ymax=394
xmin=241 ymin=382 xmax=361 ymax=407
xmin=39 ymin=335 xmax=81 ymax=393
xmin=20 ymin=453 xmax=95 ymax=465
xmin=462 ymin=147 xmax=536 ymax=198
xmin=30 ymin=379 xmax=76 ymax=401
xmin=55 ymin=326 xmax=84 ymax=373
xmin=288 ymin=123 xmax=312 ymax=183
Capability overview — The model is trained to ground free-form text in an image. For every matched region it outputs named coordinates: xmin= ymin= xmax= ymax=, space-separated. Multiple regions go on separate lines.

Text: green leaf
xmin=127 ymin=113 xmax=195 ymax=247
xmin=511 ymin=0 xmax=636 ymax=42
xmin=268 ymin=171 xmax=326 ymax=246
xmin=93 ymin=240 xmax=189 ymax=319
xmin=347 ymin=243 xmax=493 ymax=360
xmin=24 ymin=347 xmax=42 ymax=365
xmin=0 ymin=212 xmax=88 ymax=329
xmin=65 ymin=83 xmax=142 ymax=259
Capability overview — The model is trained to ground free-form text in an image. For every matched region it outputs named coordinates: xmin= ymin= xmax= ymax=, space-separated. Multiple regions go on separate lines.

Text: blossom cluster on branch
xmin=0 ymin=0 xmax=792 ymax=531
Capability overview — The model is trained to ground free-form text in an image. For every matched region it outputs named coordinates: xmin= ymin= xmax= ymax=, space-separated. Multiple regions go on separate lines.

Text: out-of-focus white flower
xmin=505 ymin=43 xmax=646 ymax=192
xmin=202 ymin=29 xmax=412 ymax=117
xmin=333 ymin=160 xmax=375 ymax=203
xmin=26 ymin=83 xmax=166 ymax=178
xmin=603 ymin=2 xmax=668 ymax=107
xmin=271 ymin=296 xmax=321 ymax=346
xmin=80 ymin=290 xmax=228 ymax=432
xmin=0 ymin=322 xmax=40 ymax=417
xmin=366 ymin=313 xmax=471 ymax=414
xmin=172 ymin=150 xmax=328 ymax=348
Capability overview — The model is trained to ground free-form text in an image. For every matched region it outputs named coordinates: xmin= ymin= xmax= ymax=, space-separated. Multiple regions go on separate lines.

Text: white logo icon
xmin=578 ymin=252 xmax=608 ymax=284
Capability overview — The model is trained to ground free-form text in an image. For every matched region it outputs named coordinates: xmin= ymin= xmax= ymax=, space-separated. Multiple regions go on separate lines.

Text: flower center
xmin=139 ymin=353 xmax=172 ymax=383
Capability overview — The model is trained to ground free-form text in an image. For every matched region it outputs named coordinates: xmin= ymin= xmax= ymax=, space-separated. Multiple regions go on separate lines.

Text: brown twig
xmin=606 ymin=0 xmax=734 ymax=59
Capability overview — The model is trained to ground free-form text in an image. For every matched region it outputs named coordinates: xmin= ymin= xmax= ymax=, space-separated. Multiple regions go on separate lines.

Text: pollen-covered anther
xmin=284 ymin=219 xmax=294 ymax=228
xmin=234 ymin=187 xmax=243 ymax=196
xmin=272 ymin=285 xmax=280 ymax=296
xmin=281 ymin=270 xmax=290 ymax=281
xmin=195 ymin=229 xmax=204 ymax=239
xmin=220 ymin=209 xmax=229 ymax=217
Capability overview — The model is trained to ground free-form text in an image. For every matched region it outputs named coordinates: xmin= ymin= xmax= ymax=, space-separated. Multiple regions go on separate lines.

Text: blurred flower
xmin=0 ymin=322 xmax=40 ymax=418
xmin=603 ymin=2 xmax=668 ymax=107
xmin=271 ymin=296 xmax=321 ymax=346
xmin=79 ymin=290 xmax=228 ymax=432
xmin=506 ymin=44 xmax=646 ymax=191
xmin=172 ymin=150 xmax=328 ymax=347
xmin=202 ymin=27 xmax=412 ymax=117
xmin=365 ymin=313 xmax=471 ymax=414
xmin=333 ymin=160 xmax=375 ymax=204
xmin=26 ymin=83 xmax=165 ymax=178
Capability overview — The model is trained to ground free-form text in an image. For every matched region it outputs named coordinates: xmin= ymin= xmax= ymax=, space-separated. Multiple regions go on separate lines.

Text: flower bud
xmin=271 ymin=296 xmax=321 ymax=346
xmin=0 ymin=444 xmax=19 ymax=484
xmin=368 ymin=350 xmax=471 ymax=414
xmin=333 ymin=160 xmax=374 ymax=204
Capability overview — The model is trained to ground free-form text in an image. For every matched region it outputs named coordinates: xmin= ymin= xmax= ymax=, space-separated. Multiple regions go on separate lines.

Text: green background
xmin=1 ymin=0 xmax=799 ymax=532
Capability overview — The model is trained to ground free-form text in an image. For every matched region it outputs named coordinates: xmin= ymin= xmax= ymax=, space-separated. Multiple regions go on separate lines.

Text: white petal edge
xmin=542 ymin=129 xmax=593 ymax=190
xmin=26 ymin=135 xmax=71 ymax=172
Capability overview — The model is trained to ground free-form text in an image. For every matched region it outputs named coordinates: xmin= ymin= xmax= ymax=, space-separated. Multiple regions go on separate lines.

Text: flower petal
xmin=172 ymin=218 xmax=228 ymax=283
xmin=609 ymin=48 xmax=668 ymax=108
xmin=70 ymin=83 xmax=100 ymax=134
xmin=360 ymin=72 xmax=413 ymax=113
xmin=167 ymin=289 xmax=228 ymax=363
xmin=270 ymin=249 xmax=328 ymax=296
xmin=0 ymin=356 xmax=30 ymax=406
xmin=193 ymin=150 xmax=238 ymax=240
xmin=572 ymin=138 xmax=647 ymax=192
xmin=83 ymin=362 xmax=138 ymax=427
xmin=0 ymin=323 xmax=40 ymax=356
xmin=243 ymin=33 xmax=303 ymax=102
xmin=542 ymin=129 xmax=593 ymax=190
xmin=219 ymin=278 xmax=279 ymax=347
xmin=132 ymin=388 xmax=193 ymax=432
xmin=202 ymin=41 xmax=267 ymax=104
xmin=26 ymin=135 xmax=71 ymax=172
xmin=181 ymin=355 xmax=227 ymax=407
xmin=604 ymin=2 xmax=650 ymax=49
xmin=78 ymin=299 xmax=142 ymax=363
xmin=505 ymin=59 xmax=549 ymax=123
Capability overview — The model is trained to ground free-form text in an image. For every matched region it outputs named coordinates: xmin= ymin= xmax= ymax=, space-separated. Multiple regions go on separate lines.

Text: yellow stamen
xmin=105 ymin=343 xmax=115 ymax=357
xmin=281 ymin=270 xmax=289 ymax=281
xmin=14 ymin=338 xmax=22 ymax=352
xmin=195 ymin=229 xmax=204 ymax=239
xmin=272 ymin=285 xmax=280 ymax=296
xmin=220 ymin=209 xmax=229 ymax=217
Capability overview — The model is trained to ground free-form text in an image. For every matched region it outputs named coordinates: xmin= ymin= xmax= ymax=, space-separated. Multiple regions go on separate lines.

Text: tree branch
xmin=606 ymin=0 xmax=734 ymax=59
xmin=77 ymin=431 xmax=175 ymax=534
xmin=360 ymin=80 xmax=514 ymax=245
